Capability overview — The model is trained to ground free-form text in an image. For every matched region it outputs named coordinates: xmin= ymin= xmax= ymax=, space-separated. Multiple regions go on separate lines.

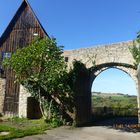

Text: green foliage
xmin=0 ymin=118 xmax=50 ymax=140
xmin=3 ymin=37 xmax=73 ymax=124
xmin=129 ymin=31 xmax=140 ymax=68
xmin=3 ymin=37 xmax=66 ymax=84
xmin=92 ymin=93 xmax=137 ymax=118
xmin=92 ymin=94 xmax=137 ymax=108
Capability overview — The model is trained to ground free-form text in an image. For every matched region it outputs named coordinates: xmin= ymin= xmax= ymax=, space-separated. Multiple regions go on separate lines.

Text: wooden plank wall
xmin=0 ymin=2 xmax=46 ymax=115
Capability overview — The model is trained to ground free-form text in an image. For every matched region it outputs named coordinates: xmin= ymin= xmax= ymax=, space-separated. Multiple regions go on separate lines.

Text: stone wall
xmin=64 ymin=40 xmax=137 ymax=95
xmin=18 ymin=85 xmax=30 ymax=118
xmin=64 ymin=40 xmax=134 ymax=68
xmin=18 ymin=85 xmax=42 ymax=119
xmin=0 ymin=78 xmax=6 ymax=114
xmin=63 ymin=40 xmax=138 ymax=96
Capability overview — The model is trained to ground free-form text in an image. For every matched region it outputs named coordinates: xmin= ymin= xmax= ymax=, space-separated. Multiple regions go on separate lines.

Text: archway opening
xmin=91 ymin=68 xmax=138 ymax=125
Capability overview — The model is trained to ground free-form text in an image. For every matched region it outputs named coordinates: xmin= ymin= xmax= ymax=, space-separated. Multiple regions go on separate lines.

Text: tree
xmin=3 ymin=37 xmax=73 ymax=123
xmin=129 ymin=31 xmax=140 ymax=68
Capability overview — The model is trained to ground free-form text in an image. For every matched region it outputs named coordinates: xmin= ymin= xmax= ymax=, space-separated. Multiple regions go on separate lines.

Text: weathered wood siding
xmin=0 ymin=1 xmax=47 ymax=115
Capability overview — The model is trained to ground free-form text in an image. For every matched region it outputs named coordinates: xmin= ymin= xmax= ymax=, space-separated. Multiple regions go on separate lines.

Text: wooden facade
xmin=0 ymin=0 xmax=48 ymax=115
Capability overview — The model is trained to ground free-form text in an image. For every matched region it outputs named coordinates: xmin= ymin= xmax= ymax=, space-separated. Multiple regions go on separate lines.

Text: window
xmin=2 ymin=52 xmax=11 ymax=59
xmin=65 ymin=57 xmax=69 ymax=62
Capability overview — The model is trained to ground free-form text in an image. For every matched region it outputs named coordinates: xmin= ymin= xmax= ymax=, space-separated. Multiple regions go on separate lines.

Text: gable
xmin=0 ymin=0 xmax=49 ymax=52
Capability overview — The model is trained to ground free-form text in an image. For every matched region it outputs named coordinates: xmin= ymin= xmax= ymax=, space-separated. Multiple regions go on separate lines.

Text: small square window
xmin=2 ymin=52 xmax=11 ymax=59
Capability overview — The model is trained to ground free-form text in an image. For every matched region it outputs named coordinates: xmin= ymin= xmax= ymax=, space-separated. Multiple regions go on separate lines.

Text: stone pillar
xmin=74 ymin=69 xmax=92 ymax=126
xmin=137 ymin=64 xmax=140 ymax=123
xmin=18 ymin=85 xmax=30 ymax=118
xmin=0 ymin=78 xmax=6 ymax=115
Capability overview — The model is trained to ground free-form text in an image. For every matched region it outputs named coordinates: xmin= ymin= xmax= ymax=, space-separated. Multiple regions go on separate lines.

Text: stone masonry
xmin=0 ymin=78 xmax=6 ymax=115
xmin=64 ymin=40 xmax=134 ymax=68
xmin=63 ymin=40 xmax=140 ymax=125
xmin=64 ymin=40 xmax=137 ymax=90
xmin=18 ymin=85 xmax=30 ymax=118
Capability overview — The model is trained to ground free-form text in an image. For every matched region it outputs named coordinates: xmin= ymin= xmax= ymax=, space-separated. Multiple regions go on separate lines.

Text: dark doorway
xmin=27 ymin=97 xmax=42 ymax=119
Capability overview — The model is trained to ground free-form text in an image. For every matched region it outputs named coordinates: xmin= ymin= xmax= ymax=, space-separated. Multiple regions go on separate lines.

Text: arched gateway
xmin=64 ymin=41 xmax=140 ymax=126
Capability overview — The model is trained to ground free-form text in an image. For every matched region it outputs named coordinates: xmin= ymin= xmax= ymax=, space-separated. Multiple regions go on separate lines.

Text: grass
xmin=92 ymin=93 xmax=137 ymax=108
xmin=92 ymin=93 xmax=138 ymax=119
xmin=0 ymin=117 xmax=53 ymax=140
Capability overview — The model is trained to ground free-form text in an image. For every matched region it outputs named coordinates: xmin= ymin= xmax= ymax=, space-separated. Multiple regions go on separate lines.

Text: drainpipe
xmin=137 ymin=64 xmax=140 ymax=124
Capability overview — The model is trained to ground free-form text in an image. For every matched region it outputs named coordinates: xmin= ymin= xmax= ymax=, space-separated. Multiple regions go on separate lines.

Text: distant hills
xmin=92 ymin=92 xmax=137 ymax=97
xmin=92 ymin=91 xmax=138 ymax=117
xmin=92 ymin=91 xmax=137 ymax=108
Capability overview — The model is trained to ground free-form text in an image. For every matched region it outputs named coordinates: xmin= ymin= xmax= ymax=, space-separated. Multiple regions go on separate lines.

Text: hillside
xmin=92 ymin=92 xmax=137 ymax=108
xmin=92 ymin=92 xmax=137 ymax=117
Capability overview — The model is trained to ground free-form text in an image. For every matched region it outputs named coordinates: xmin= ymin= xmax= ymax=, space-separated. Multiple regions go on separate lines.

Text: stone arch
xmin=64 ymin=41 xmax=140 ymax=125
xmin=75 ymin=62 xmax=138 ymax=126
xmin=91 ymin=67 xmax=137 ymax=93
xmin=90 ymin=63 xmax=136 ymax=84
xmin=89 ymin=62 xmax=137 ymax=89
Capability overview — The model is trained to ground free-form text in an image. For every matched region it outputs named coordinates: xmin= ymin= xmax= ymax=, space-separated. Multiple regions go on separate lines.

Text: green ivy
xmin=129 ymin=31 xmax=140 ymax=68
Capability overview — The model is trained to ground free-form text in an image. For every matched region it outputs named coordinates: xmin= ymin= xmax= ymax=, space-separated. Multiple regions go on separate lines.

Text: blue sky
xmin=0 ymin=0 xmax=139 ymax=95
xmin=92 ymin=68 xmax=137 ymax=95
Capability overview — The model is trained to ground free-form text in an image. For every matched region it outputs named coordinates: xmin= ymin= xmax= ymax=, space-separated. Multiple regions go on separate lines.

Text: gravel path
xmin=14 ymin=126 xmax=140 ymax=140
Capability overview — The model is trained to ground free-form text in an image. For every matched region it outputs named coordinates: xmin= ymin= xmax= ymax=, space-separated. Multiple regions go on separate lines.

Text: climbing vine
xmin=129 ymin=31 xmax=140 ymax=68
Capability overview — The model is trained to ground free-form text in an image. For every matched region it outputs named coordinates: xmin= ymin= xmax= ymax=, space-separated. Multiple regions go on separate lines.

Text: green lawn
xmin=0 ymin=118 xmax=54 ymax=140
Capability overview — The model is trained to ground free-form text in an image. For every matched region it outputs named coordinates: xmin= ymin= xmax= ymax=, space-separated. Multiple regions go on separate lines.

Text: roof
xmin=0 ymin=0 xmax=49 ymax=46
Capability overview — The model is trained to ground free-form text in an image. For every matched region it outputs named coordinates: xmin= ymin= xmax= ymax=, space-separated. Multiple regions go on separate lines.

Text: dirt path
xmin=14 ymin=126 xmax=140 ymax=140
